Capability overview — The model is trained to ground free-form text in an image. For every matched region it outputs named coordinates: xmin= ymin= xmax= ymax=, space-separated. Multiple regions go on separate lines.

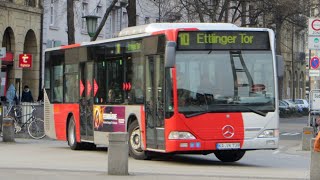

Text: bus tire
xmin=68 ymin=117 xmax=83 ymax=150
xmin=214 ymin=150 xmax=245 ymax=162
xmin=128 ymin=121 xmax=150 ymax=160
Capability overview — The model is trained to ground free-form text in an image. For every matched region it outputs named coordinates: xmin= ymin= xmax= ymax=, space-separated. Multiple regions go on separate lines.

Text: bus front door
xmin=79 ymin=62 xmax=94 ymax=141
xmin=145 ymin=55 xmax=165 ymax=150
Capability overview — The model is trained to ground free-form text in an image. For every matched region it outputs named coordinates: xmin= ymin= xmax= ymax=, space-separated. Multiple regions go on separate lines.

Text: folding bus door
xmin=79 ymin=62 xmax=94 ymax=141
xmin=145 ymin=55 xmax=165 ymax=150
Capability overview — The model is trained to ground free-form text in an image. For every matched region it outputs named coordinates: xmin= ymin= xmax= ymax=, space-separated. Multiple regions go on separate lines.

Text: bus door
xmin=79 ymin=62 xmax=94 ymax=141
xmin=145 ymin=55 xmax=165 ymax=150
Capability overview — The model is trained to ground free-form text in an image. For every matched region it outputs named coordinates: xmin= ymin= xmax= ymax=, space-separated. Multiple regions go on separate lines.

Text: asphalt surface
xmin=0 ymin=116 xmax=313 ymax=180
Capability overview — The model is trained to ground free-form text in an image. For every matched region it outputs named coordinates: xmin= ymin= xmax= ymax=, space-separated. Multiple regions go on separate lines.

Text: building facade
xmin=0 ymin=0 xmax=42 ymax=101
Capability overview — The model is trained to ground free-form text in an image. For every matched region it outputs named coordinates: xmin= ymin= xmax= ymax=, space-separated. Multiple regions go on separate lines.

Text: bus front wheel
xmin=214 ymin=150 xmax=245 ymax=162
xmin=68 ymin=117 xmax=82 ymax=150
xmin=128 ymin=121 xmax=150 ymax=160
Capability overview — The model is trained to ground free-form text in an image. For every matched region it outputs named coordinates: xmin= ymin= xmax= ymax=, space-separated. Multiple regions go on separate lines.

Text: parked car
xmin=294 ymin=99 xmax=309 ymax=109
xmin=279 ymin=100 xmax=290 ymax=112
xmin=283 ymin=99 xmax=300 ymax=112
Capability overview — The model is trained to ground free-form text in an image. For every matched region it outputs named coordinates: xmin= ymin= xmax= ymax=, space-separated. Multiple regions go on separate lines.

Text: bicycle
xmin=8 ymin=105 xmax=45 ymax=139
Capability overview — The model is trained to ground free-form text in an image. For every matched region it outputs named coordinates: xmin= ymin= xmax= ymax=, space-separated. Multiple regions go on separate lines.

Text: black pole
xmin=39 ymin=4 xmax=44 ymax=98
xmin=292 ymin=24 xmax=295 ymax=102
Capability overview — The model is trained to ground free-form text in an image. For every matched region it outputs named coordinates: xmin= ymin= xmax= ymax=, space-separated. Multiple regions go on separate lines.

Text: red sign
xmin=1 ymin=52 xmax=13 ymax=61
xmin=122 ymin=82 xmax=131 ymax=91
xmin=19 ymin=54 xmax=32 ymax=68
xmin=312 ymin=19 xmax=320 ymax=31
xmin=87 ymin=80 xmax=92 ymax=96
xmin=93 ymin=79 xmax=98 ymax=96
xmin=80 ymin=80 xmax=84 ymax=96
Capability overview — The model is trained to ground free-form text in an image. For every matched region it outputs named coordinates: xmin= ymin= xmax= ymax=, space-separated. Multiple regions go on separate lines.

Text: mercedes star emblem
xmin=222 ymin=125 xmax=235 ymax=138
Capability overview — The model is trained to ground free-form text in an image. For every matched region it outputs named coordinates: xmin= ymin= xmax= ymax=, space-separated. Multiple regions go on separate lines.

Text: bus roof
xmin=118 ymin=23 xmax=240 ymax=37
xmin=45 ymin=23 xmax=272 ymax=52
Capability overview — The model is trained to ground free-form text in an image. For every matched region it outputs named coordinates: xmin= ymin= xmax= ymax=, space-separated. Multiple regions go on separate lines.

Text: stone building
xmin=0 ymin=0 xmax=42 ymax=101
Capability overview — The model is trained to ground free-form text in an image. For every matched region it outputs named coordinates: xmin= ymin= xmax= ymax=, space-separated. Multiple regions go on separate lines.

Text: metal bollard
xmin=302 ymin=126 xmax=314 ymax=151
xmin=108 ymin=132 xmax=129 ymax=175
xmin=2 ymin=117 xmax=15 ymax=142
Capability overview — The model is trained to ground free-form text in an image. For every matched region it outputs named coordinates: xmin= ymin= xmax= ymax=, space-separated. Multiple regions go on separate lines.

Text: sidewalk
xmin=0 ymin=137 xmax=310 ymax=180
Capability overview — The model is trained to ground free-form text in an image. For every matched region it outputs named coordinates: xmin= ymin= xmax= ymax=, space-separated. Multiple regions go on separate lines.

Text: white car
xmin=294 ymin=99 xmax=309 ymax=109
xmin=283 ymin=99 xmax=299 ymax=111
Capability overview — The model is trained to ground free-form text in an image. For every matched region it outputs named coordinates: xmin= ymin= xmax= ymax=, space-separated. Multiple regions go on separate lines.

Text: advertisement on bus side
xmin=93 ymin=105 xmax=125 ymax=132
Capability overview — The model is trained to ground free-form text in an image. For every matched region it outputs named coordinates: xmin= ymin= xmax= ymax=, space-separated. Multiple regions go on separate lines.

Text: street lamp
xmin=82 ymin=15 xmax=100 ymax=38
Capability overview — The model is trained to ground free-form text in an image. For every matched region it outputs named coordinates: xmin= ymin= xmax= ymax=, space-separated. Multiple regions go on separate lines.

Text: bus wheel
xmin=128 ymin=121 xmax=149 ymax=160
xmin=214 ymin=150 xmax=245 ymax=162
xmin=68 ymin=117 xmax=82 ymax=150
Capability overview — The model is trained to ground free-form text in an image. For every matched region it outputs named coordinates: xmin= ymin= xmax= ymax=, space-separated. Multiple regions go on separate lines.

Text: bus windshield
xmin=176 ymin=50 xmax=275 ymax=116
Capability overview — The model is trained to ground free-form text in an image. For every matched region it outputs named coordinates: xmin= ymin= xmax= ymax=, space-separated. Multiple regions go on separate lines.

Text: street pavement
xmin=0 ymin=116 xmax=313 ymax=180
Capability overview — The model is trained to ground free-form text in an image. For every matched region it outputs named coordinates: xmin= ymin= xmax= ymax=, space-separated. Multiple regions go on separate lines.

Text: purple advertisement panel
xmin=93 ymin=105 xmax=125 ymax=132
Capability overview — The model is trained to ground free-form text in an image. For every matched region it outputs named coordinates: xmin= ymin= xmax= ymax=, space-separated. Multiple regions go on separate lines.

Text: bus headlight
xmin=258 ymin=129 xmax=279 ymax=138
xmin=168 ymin=131 xmax=196 ymax=140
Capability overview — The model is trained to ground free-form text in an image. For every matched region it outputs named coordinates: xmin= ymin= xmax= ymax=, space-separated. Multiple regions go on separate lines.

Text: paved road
xmin=0 ymin=116 xmax=313 ymax=180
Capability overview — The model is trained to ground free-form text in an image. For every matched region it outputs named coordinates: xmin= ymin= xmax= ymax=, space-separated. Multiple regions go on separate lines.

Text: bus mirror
xmin=165 ymin=41 xmax=176 ymax=68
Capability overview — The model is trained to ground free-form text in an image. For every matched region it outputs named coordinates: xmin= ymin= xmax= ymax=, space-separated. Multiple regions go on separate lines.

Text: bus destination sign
xmin=177 ymin=31 xmax=270 ymax=50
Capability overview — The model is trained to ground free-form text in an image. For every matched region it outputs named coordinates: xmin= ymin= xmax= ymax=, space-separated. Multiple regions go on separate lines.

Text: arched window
xmin=299 ymin=72 xmax=304 ymax=98
xmin=287 ymin=70 xmax=291 ymax=98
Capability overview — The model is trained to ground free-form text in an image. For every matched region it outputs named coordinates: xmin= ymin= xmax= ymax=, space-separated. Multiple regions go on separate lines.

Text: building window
xmin=50 ymin=0 xmax=55 ymax=26
xmin=81 ymin=2 xmax=88 ymax=31
xmin=136 ymin=14 xmax=140 ymax=25
xmin=145 ymin=17 xmax=150 ymax=24
xmin=25 ymin=0 xmax=36 ymax=7
xmin=96 ymin=4 xmax=102 ymax=25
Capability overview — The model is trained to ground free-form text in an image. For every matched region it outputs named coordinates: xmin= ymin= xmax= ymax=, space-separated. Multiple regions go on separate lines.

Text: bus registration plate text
xmin=216 ymin=143 xmax=240 ymax=149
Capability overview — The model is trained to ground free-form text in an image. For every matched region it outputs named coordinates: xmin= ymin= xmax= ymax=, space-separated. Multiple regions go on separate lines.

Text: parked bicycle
xmin=5 ymin=105 xmax=45 ymax=139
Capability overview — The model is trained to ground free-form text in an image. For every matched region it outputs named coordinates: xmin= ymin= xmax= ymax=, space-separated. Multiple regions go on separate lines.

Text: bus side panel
xmin=53 ymin=104 xmax=80 ymax=141
xmin=140 ymin=105 xmax=146 ymax=150
xmin=44 ymin=90 xmax=56 ymax=139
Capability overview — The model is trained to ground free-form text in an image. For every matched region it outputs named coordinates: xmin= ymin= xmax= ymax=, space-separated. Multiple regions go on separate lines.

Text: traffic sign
xmin=309 ymin=69 xmax=320 ymax=76
xmin=310 ymin=56 xmax=320 ymax=69
xmin=309 ymin=18 xmax=320 ymax=36
xmin=308 ymin=36 xmax=320 ymax=49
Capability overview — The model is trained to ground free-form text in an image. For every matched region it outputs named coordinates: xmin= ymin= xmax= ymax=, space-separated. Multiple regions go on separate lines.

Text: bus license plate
xmin=216 ymin=143 xmax=240 ymax=150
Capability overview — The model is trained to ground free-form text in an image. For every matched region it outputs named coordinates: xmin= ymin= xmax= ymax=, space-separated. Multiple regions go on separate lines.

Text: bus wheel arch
xmin=214 ymin=150 xmax=246 ymax=162
xmin=128 ymin=119 xmax=150 ymax=160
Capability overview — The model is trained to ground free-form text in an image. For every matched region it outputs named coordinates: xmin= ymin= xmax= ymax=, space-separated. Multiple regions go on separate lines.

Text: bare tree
xmin=126 ymin=0 xmax=136 ymax=27
xmin=67 ymin=0 xmax=75 ymax=44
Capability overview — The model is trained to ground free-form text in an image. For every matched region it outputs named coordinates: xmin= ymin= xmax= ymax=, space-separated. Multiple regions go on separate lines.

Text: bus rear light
xmin=168 ymin=131 xmax=196 ymax=140
xmin=258 ymin=129 xmax=278 ymax=138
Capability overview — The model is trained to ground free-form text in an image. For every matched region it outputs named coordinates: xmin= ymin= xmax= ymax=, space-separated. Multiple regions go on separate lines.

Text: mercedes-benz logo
xmin=222 ymin=125 xmax=235 ymax=138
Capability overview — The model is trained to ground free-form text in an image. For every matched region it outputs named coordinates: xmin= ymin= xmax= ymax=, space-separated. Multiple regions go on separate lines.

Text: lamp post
xmin=82 ymin=15 xmax=100 ymax=38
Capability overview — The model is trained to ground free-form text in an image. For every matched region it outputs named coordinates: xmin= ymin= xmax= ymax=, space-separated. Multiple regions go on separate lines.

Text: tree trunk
xmin=194 ymin=0 xmax=204 ymax=22
xmin=126 ymin=0 xmax=136 ymax=27
xmin=91 ymin=0 xmax=118 ymax=41
xmin=67 ymin=0 xmax=75 ymax=44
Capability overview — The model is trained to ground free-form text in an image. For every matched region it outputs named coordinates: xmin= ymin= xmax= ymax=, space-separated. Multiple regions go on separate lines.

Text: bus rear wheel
xmin=214 ymin=150 xmax=246 ymax=162
xmin=128 ymin=121 xmax=150 ymax=160
xmin=68 ymin=117 xmax=83 ymax=150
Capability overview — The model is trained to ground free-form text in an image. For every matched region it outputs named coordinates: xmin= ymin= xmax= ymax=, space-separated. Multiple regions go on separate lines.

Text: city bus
xmin=44 ymin=23 xmax=279 ymax=162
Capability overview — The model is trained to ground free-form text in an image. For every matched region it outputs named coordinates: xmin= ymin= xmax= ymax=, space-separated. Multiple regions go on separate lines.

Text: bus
xmin=44 ymin=23 xmax=279 ymax=162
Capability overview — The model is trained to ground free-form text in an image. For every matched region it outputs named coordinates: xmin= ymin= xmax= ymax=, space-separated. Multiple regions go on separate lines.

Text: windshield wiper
xmin=185 ymin=111 xmax=208 ymax=118
xmin=184 ymin=105 xmax=266 ymax=118
xmin=239 ymin=106 xmax=266 ymax=116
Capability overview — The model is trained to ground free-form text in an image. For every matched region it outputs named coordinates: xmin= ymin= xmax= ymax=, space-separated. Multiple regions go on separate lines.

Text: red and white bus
xmin=44 ymin=23 xmax=279 ymax=162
